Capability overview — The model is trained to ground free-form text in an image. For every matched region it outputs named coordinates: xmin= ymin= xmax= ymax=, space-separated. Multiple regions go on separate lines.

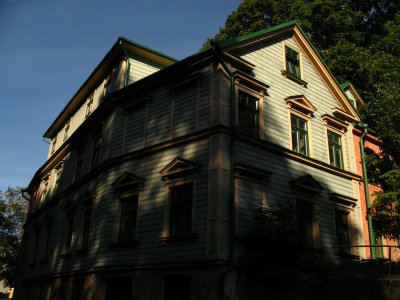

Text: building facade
xmin=17 ymin=21 xmax=374 ymax=299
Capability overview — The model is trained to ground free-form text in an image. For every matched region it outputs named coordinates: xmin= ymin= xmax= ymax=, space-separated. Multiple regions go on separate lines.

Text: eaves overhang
xmin=42 ymin=37 xmax=177 ymax=139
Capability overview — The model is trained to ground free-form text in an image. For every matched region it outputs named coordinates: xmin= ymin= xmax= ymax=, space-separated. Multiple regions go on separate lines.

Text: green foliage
xmin=0 ymin=187 xmax=28 ymax=287
xmin=206 ymin=0 xmax=400 ymax=242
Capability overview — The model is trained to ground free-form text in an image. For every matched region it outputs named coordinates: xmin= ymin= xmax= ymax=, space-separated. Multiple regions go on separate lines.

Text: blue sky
xmin=0 ymin=0 xmax=242 ymax=192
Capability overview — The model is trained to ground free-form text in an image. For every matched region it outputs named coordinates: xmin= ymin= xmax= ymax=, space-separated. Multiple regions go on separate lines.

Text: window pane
xmin=119 ymin=196 xmax=138 ymax=241
xmin=238 ymin=91 xmax=259 ymax=137
xmin=298 ymin=131 xmax=308 ymax=155
xmin=335 ymin=210 xmax=350 ymax=251
xmin=170 ymin=183 xmax=193 ymax=235
xmin=292 ymin=129 xmax=298 ymax=152
xmin=297 ymin=201 xmax=314 ymax=247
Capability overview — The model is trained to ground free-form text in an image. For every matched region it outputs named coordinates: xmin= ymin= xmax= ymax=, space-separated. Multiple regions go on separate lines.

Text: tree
xmin=205 ymin=0 xmax=400 ymax=243
xmin=0 ymin=187 xmax=28 ymax=287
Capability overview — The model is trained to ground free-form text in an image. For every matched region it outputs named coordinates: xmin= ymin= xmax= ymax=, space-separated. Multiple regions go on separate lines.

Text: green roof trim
xmin=118 ymin=36 xmax=178 ymax=62
xmin=339 ymin=81 xmax=351 ymax=89
xmin=217 ymin=20 xmax=298 ymax=48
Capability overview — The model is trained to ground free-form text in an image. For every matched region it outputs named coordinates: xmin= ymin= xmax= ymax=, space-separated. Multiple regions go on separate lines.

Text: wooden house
xmin=17 ymin=21 xmax=370 ymax=299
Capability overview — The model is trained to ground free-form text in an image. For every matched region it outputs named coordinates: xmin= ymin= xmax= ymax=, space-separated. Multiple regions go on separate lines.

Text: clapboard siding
xmin=233 ymin=35 xmax=354 ymax=172
xmin=127 ymin=57 xmax=163 ymax=84
xmin=25 ymin=138 xmax=210 ymax=278
xmin=234 ymin=139 xmax=359 ymax=262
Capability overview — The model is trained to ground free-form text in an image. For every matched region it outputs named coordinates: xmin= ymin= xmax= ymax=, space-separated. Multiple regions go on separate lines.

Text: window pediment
xmin=112 ymin=172 xmax=145 ymax=191
xmin=285 ymin=95 xmax=316 ymax=116
xmin=331 ymin=108 xmax=359 ymax=123
xmin=160 ymin=157 xmax=199 ymax=180
xmin=322 ymin=114 xmax=348 ymax=132
xmin=233 ymin=71 xmax=269 ymax=95
xmin=291 ymin=174 xmax=324 ymax=193
xmin=330 ymin=193 xmax=357 ymax=208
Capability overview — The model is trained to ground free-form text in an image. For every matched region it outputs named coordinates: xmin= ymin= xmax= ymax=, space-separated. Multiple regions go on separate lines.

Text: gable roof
xmin=216 ymin=20 xmax=361 ymax=122
xmin=43 ymin=37 xmax=177 ymax=139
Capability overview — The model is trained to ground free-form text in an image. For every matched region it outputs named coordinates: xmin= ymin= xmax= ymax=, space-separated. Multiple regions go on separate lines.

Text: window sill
xmin=108 ymin=239 xmax=140 ymax=248
xmin=159 ymin=232 xmax=198 ymax=243
xmin=281 ymin=70 xmax=308 ymax=87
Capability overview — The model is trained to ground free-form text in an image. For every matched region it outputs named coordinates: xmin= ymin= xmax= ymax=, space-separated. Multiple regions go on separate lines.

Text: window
xmin=291 ymin=114 xmax=308 ymax=155
xmin=285 ymin=46 xmax=300 ymax=77
xmin=163 ymin=275 xmax=191 ymax=300
xmin=85 ymin=95 xmax=93 ymax=117
xmin=81 ymin=208 xmax=92 ymax=248
xmin=292 ymin=175 xmax=324 ymax=249
xmin=65 ymin=215 xmax=74 ymax=254
xmin=54 ymin=162 xmax=63 ymax=194
xmin=119 ymin=195 xmax=138 ymax=241
xmin=330 ymin=193 xmax=357 ymax=256
xmin=75 ymin=146 xmax=84 ymax=180
xmin=170 ymin=183 xmax=193 ymax=235
xmin=43 ymin=225 xmax=51 ymax=261
xmin=63 ymin=119 xmax=70 ymax=141
xmin=328 ymin=131 xmax=343 ymax=168
xmin=160 ymin=158 xmax=199 ymax=241
xmin=238 ymin=90 xmax=259 ymax=137
xmin=51 ymin=135 xmax=57 ymax=154
xmin=40 ymin=180 xmax=49 ymax=204
xmin=92 ymin=133 xmax=102 ymax=169
xmin=111 ymin=172 xmax=144 ymax=246
xmin=297 ymin=200 xmax=315 ymax=248
xmin=335 ymin=209 xmax=350 ymax=251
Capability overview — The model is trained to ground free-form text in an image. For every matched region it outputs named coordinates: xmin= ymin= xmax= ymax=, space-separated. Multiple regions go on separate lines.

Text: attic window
xmin=285 ymin=46 xmax=300 ymax=77
xmin=282 ymin=46 xmax=308 ymax=87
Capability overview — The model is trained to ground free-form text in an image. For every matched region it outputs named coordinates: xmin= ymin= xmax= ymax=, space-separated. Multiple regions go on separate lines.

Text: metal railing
xmin=339 ymin=245 xmax=400 ymax=275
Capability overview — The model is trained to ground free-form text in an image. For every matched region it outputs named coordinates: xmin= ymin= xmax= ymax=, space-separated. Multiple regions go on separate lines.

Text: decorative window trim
xmin=63 ymin=118 xmax=71 ymax=141
xmin=331 ymin=108 xmax=359 ymax=123
xmin=85 ymin=94 xmax=94 ymax=118
xmin=234 ymin=163 xmax=271 ymax=235
xmin=322 ymin=114 xmax=348 ymax=170
xmin=110 ymin=172 xmax=144 ymax=247
xmin=286 ymin=96 xmax=315 ymax=157
xmin=62 ymin=200 xmax=77 ymax=257
xmin=53 ymin=161 xmax=64 ymax=194
xmin=76 ymin=190 xmax=95 ymax=253
xmin=321 ymin=114 xmax=348 ymax=133
xmin=159 ymin=158 xmax=199 ymax=242
xmin=233 ymin=72 xmax=268 ymax=139
xmin=285 ymin=95 xmax=316 ymax=116
xmin=291 ymin=175 xmax=324 ymax=250
xmin=39 ymin=174 xmax=50 ymax=205
xmin=51 ymin=134 xmax=57 ymax=155
xmin=330 ymin=193 xmax=358 ymax=257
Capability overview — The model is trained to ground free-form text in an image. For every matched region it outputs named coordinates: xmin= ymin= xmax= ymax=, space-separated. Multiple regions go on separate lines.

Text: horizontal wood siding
xmin=24 ymin=139 xmax=210 ymax=278
xmin=234 ymin=140 xmax=360 ymax=262
xmin=233 ymin=34 xmax=354 ymax=172
xmin=237 ymin=178 xmax=264 ymax=236
xmin=127 ymin=57 xmax=163 ymax=85
xmin=173 ymin=87 xmax=197 ymax=137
